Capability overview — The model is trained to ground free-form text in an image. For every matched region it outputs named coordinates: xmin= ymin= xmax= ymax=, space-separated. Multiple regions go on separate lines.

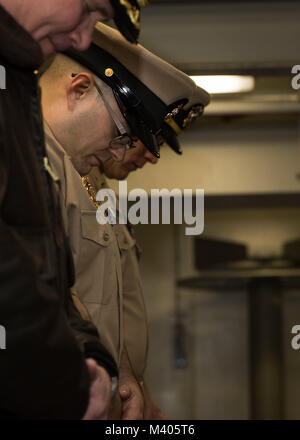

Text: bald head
xmin=40 ymin=53 xmax=113 ymax=99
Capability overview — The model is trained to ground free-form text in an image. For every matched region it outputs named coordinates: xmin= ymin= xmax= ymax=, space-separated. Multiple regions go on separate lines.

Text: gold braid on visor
xmin=120 ymin=0 xmax=149 ymax=29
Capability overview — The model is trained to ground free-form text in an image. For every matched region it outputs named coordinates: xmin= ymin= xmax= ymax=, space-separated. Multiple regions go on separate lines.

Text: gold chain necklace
xmin=82 ymin=176 xmax=100 ymax=209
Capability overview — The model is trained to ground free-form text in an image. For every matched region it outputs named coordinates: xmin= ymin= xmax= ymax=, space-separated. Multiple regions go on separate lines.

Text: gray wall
xmin=135 ymin=208 xmax=300 ymax=419
xmin=108 ymin=0 xmax=300 ymax=419
xmin=140 ymin=1 xmax=300 ymax=68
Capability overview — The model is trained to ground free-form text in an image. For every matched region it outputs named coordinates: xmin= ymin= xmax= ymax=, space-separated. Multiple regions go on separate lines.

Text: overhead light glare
xmin=190 ymin=75 xmax=255 ymax=94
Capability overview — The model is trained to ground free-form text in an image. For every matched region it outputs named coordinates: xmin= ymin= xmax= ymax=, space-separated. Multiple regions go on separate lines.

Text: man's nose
xmin=69 ymin=27 xmax=92 ymax=51
xmin=144 ymin=148 xmax=159 ymax=164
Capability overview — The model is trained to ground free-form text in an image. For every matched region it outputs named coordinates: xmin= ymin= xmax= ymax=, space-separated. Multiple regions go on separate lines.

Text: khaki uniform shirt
xmin=88 ymin=167 xmax=149 ymax=379
xmin=44 ymin=123 xmax=148 ymax=379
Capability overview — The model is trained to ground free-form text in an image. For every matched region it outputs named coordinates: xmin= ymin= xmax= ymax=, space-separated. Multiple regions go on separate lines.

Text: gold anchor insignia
xmin=182 ymin=106 xmax=204 ymax=129
xmin=119 ymin=0 xmax=141 ymax=30
xmin=164 ymin=115 xmax=182 ymax=135
xmin=164 ymin=105 xmax=184 ymax=135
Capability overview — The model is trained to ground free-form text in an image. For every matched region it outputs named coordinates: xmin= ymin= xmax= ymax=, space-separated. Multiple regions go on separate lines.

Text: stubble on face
xmin=69 ymin=153 xmax=100 ymax=176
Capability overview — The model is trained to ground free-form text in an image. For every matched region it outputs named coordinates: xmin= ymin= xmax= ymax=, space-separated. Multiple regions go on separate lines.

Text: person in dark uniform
xmin=0 ymin=0 xmax=148 ymax=420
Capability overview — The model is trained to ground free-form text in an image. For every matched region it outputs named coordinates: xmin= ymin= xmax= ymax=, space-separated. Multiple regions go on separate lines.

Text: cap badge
xmin=182 ymin=105 xmax=204 ymax=129
xmin=164 ymin=104 xmax=184 ymax=135
xmin=119 ymin=0 xmax=146 ymax=30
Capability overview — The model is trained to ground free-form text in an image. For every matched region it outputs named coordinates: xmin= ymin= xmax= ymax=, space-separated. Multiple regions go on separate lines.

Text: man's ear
xmin=66 ymin=73 xmax=95 ymax=110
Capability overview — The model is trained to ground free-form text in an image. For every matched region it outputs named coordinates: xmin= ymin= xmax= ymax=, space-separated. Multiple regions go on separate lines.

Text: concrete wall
xmin=106 ymin=0 xmax=300 ymax=419
xmin=109 ymin=122 xmax=300 ymax=196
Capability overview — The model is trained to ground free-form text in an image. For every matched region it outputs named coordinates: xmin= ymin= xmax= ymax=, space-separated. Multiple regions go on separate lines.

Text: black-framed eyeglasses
xmin=93 ymin=80 xmax=138 ymax=153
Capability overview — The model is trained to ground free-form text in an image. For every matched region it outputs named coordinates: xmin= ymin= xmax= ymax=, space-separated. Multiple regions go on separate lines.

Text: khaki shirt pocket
xmin=81 ymin=210 xmax=113 ymax=247
xmin=77 ymin=210 xmax=117 ymax=305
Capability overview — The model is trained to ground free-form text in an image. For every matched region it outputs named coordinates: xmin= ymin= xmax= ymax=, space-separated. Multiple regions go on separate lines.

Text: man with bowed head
xmin=0 ymin=0 xmax=147 ymax=420
xmin=40 ymin=22 xmax=210 ymax=419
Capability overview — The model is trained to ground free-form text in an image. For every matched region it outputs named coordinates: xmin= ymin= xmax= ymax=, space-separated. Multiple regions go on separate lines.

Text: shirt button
xmin=103 ymin=232 xmax=110 ymax=242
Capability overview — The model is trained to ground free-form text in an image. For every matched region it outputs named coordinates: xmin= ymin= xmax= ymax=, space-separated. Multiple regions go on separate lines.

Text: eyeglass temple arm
xmin=94 ymin=81 xmax=127 ymax=135
xmin=71 ymin=73 xmax=127 ymax=135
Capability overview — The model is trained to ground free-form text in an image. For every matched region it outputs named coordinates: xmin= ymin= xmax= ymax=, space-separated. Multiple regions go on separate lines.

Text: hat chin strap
xmin=95 ymin=81 xmax=127 ymax=136
xmin=162 ymin=123 xmax=182 ymax=156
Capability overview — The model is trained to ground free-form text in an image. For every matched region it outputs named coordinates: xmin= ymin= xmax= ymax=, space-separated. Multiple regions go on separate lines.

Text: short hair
xmin=40 ymin=53 xmax=113 ymax=99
